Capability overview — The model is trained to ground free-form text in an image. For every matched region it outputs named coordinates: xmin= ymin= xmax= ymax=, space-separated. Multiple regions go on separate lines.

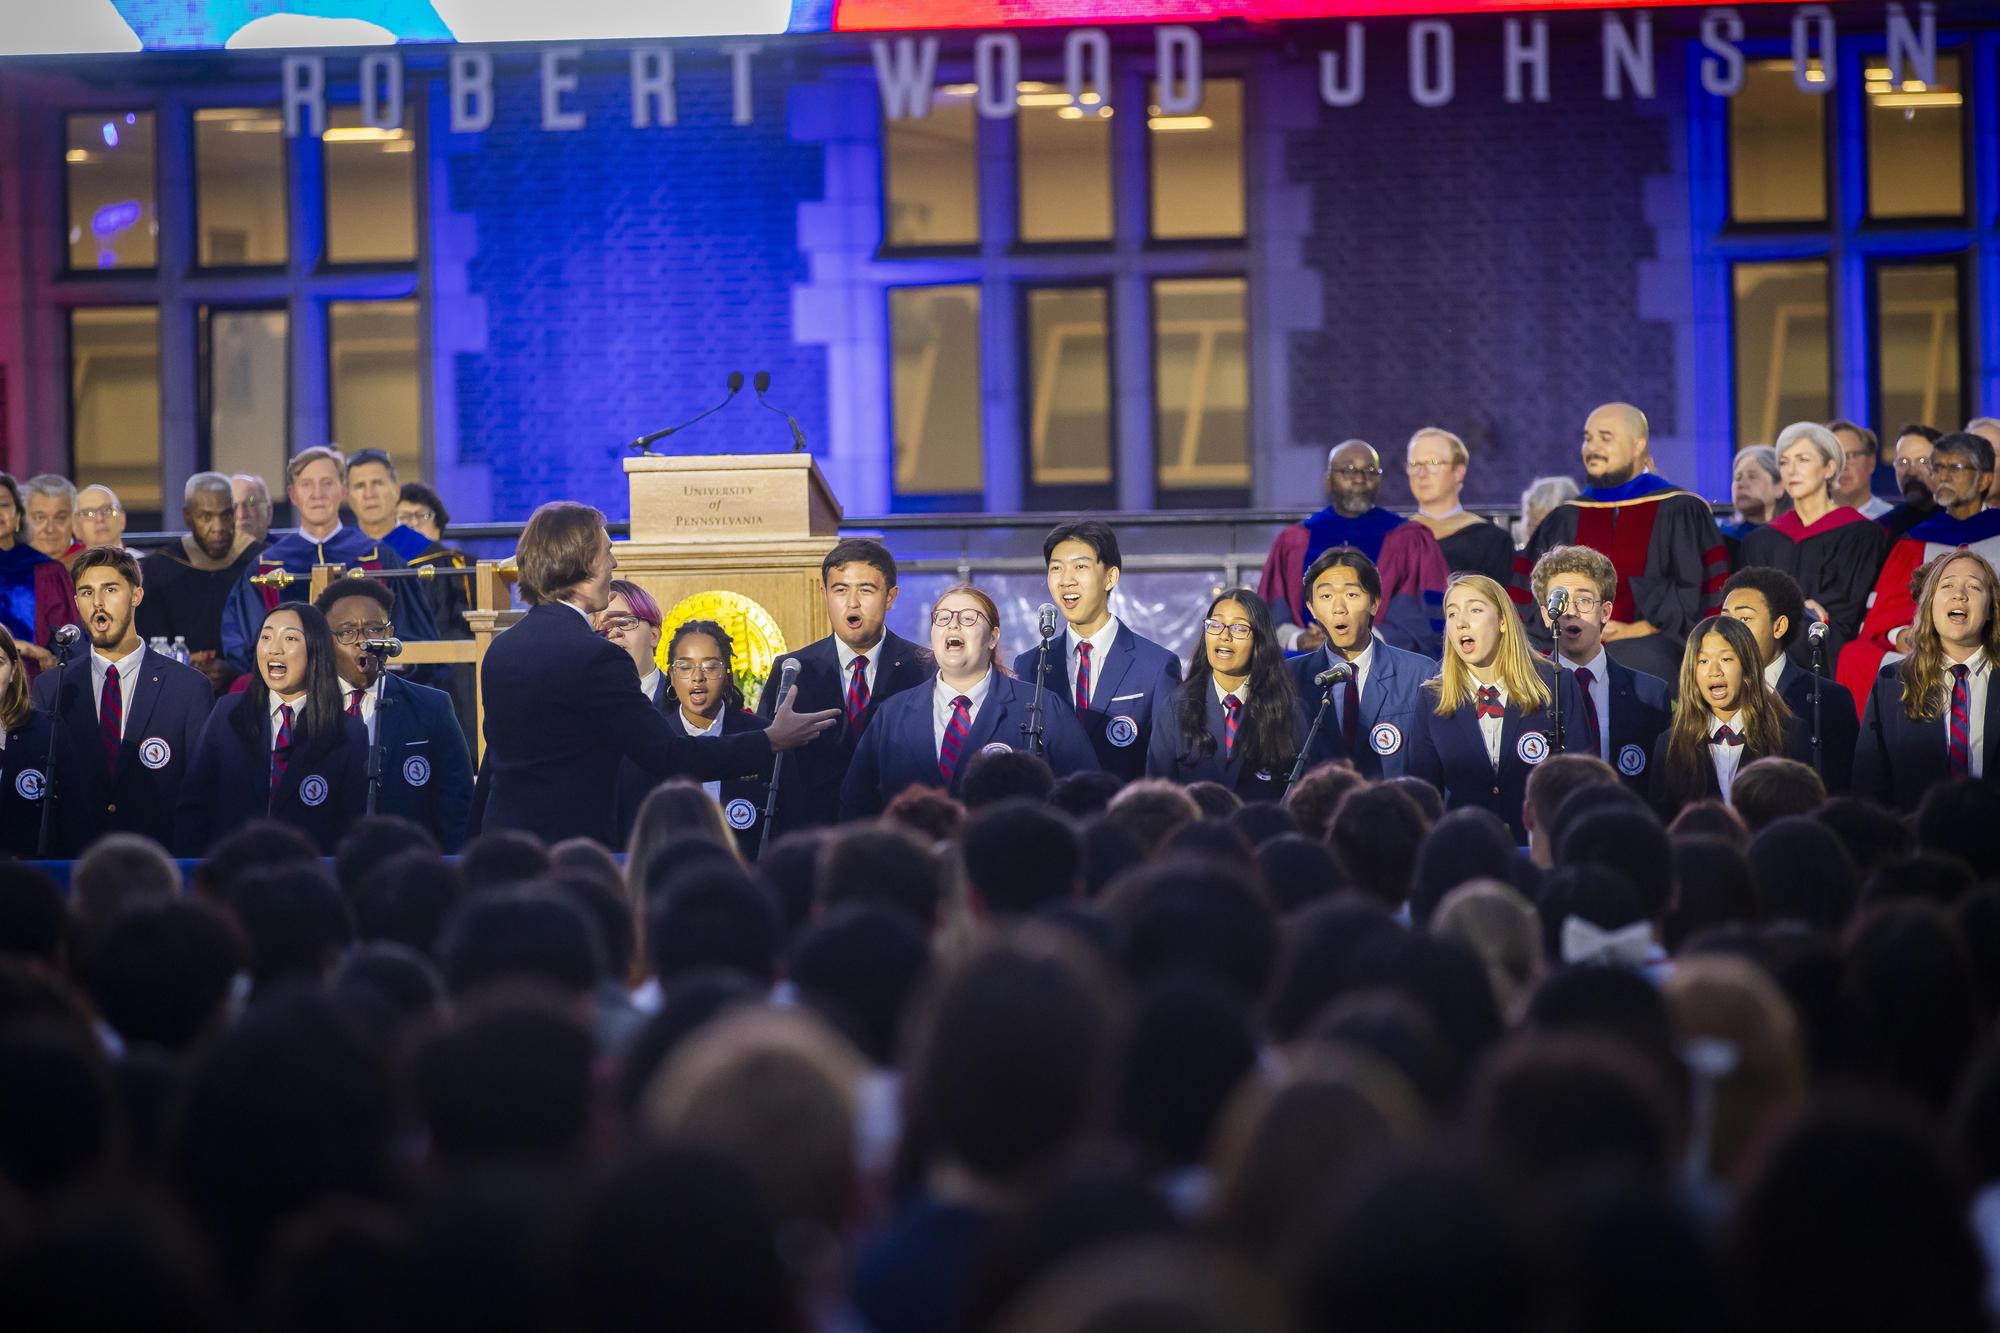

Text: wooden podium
xmin=613 ymin=454 xmax=844 ymax=683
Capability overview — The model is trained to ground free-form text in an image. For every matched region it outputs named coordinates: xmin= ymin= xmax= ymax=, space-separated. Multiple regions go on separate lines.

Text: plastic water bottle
xmin=170 ymin=636 xmax=191 ymax=665
xmin=149 ymin=636 xmax=169 ymax=656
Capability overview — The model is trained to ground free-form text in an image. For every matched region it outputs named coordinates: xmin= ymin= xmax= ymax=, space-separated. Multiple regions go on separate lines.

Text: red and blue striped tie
xmin=99 ymin=663 xmax=122 ymax=769
xmin=1948 ymin=663 xmax=1971 ymax=779
xmin=1075 ymin=641 xmax=1093 ymax=713
xmin=1223 ymin=693 xmax=1241 ymax=760
xmin=271 ymin=703 xmax=294 ymax=790
xmin=847 ymin=655 xmax=870 ymax=737
xmin=939 ymin=695 xmax=972 ymax=783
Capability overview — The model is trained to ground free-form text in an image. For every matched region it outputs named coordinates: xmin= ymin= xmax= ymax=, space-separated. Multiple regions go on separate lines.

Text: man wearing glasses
xmin=1255 ymin=438 xmax=1443 ymax=653
xmin=1828 ymin=420 xmax=1895 ymax=521
xmin=1840 ymin=428 xmax=2000 ymax=713
xmin=314 ymin=578 xmax=472 ymax=851
xmin=1879 ymin=426 xmax=1942 ymax=543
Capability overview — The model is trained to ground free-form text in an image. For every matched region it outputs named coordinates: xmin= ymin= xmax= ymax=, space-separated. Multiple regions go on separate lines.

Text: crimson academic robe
xmin=1739 ymin=506 xmax=1889 ymax=673
xmin=1512 ymin=473 xmax=1729 ymax=683
xmin=218 ymin=526 xmax=439 ymax=673
xmin=1836 ymin=508 xmax=2000 ymax=720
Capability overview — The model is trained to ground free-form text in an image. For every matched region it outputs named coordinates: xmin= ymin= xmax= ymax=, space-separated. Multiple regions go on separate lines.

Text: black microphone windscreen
xmin=728 ymin=370 xmax=745 ymax=393
xmin=754 ymin=370 xmax=772 ymax=396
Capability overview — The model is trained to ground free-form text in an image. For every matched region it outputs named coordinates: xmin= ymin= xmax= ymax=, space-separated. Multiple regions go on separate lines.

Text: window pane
xmin=1732 ymin=260 xmax=1831 ymax=447
xmin=1866 ymin=53 xmax=1964 ymax=220
xmin=194 ymin=108 xmax=287 ymax=266
xmin=325 ymin=106 xmax=417 ymax=264
xmin=1149 ymin=79 xmax=1244 ymax=240
xmin=884 ymin=90 xmax=979 ymax=249
xmin=1027 ymin=287 xmax=1112 ymax=488
xmin=70 ymin=308 xmax=162 ymax=511
xmin=329 ymin=300 xmax=423 ymax=478
xmin=1154 ymin=277 xmax=1249 ymax=492
xmin=1875 ymin=263 xmax=1963 ymax=435
xmin=204 ymin=309 xmax=289 ymax=482
xmin=65 ymin=112 xmax=156 ymax=270
xmin=890 ymin=285 xmax=983 ymax=495
xmin=1728 ymin=60 xmax=1827 ymax=224
xmin=1019 ymin=87 xmax=1112 ymax=243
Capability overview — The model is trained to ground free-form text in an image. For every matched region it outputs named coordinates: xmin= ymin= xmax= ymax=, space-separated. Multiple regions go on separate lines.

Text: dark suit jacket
xmin=1405 ymin=662 xmax=1589 ymax=843
xmin=481 ymin=603 xmax=773 ymax=847
xmin=840 ymin=672 xmax=1096 ymax=819
xmin=367 ymin=672 xmax=475 ymax=852
xmin=1288 ymin=638 xmax=1435 ymax=779
xmin=175 ymin=694 xmax=368 ymax=854
xmin=1855 ymin=662 xmax=2000 ymax=812
xmin=31 ymin=648 xmax=215 ymax=855
xmin=1569 ymin=657 xmax=1674 ymax=794
xmin=1646 ymin=716 xmax=1816 ymax=816
xmin=616 ymin=678 xmax=774 ymax=858
xmin=760 ymin=631 xmax=931 ymax=833
xmin=1774 ymin=659 xmax=1857 ymax=796
xmin=0 ymin=711 xmax=61 ymax=859
xmin=1146 ymin=682 xmax=1311 ymax=802
xmin=1014 ymin=622 xmax=1182 ymax=782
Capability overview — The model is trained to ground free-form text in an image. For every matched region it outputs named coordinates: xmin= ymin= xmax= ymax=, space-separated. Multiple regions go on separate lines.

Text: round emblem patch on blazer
xmin=403 ymin=756 xmax=431 ymax=787
xmin=299 ymin=775 xmax=329 ymax=808
xmin=14 ymin=769 xmax=44 ymax=801
xmin=1617 ymin=743 xmax=1647 ymax=777
xmin=981 ymin=742 xmax=1012 ymax=756
xmin=139 ymin=738 xmax=172 ymax=770
xmin=725 ymin=799 xmax=759 ymax=830
xmin=1516 ymin=732 xmax=1550 ymax=765
xmin=1370 ymin=722 xmax=1403 ymax=756
xmin=1255 ymin=769 xmax=1274 ymax=782
xmin=1105 ymin=715 xmax=1140 ymax=749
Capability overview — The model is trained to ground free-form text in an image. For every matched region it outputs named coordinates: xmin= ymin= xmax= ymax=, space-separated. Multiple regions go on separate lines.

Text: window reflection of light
xmin=101 ymin=121 xmax=119 ymax=147
xmin=91 ymin=199 xmax=142 ymax=238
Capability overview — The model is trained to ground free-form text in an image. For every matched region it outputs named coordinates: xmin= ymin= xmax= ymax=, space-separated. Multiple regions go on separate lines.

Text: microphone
xmin=1314 ymin=661 xmax=1353 ymax=688
xmin=1544 ymin=586 xmax=1568 ymax=619
xmin=1806 ymin=619 xmax=1828 ymax=645
xmin=51 ymin=624 xmax=82 ymax=649
xmin=361 ymin=638 xmax=404 ymax=658
xmin=752 ymin=370 xmax=809 ymax=453
xmin=628 ymin=372 xmax=745 ymax=454
xmin=1037 ymin=603 xmax=1062 ymax=641
xmin=771 ymin=656 xmax=801 ymax=708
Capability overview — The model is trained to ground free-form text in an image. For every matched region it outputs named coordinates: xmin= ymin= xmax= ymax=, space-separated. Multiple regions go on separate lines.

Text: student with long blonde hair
xmin=1648 ymin=614 xmax=1803 ymax=815
xmin=1856 ymin=551 xmax=2000 ymax=809
xmin=1407 ymin=573 xmax=1586 ymax=841
xmin=0 ymin=622 xmax=60 ymax=856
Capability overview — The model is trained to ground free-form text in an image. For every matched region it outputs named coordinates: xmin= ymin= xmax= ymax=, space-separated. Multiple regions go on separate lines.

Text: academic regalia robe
xmin=1739 ymin=507 xmax=1889 ymax=673
xmin=1836 ymin=508 xmax=2000 ymax=719
xmin=1512 ymin=473 xmax=1729 ymax=683
xmin=405 ymin=539 xmax=474 ymax=639
xmin=1259 ymin=508 xmax=1448 ymax=655
xmin=219 ymin=527 xmax=439 ymax=673
xmin=137 ymin=537 xmax=261 ymax=666
xmin=1434 ymin=518 xmax=1516 ymax=586
xmin=0 ymin=544 xmax=82 ymax=680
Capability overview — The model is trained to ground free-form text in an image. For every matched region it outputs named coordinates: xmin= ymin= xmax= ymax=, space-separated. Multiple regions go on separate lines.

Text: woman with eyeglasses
xmin=0 ymin=623 xmax=63 ymax=857
xmin=1739 ymin=422 xmax=1888 ymax=671
xmin=175 ymin=603 xmax=368 ymax=855
xmin=653 ymin=618 xmax=771 ymax=857
xmin=841 ymin=583 xmax=1094 ymax=819
xmin=1147 ymin=588 xmax=1306 ymax=801
xmin=1406 ymin=573 xmax=1589 ymax=842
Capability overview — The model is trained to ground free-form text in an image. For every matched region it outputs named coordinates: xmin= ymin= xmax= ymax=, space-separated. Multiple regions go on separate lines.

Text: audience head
xmin=1280 ymin=761 xmax=1365 ymax=840
xmin=1555 ymin=804 xmax=1674 ymax=924
xmin=349 ymin=850 xmax=462 ymax=958
xmin=1327 ymin=784 xmax=1428 ymax=912
xmin=790 ymin=903 xmax=929 ymax=1066
xmin=1430 ymin=880 xmax=1543 ymax=1019
xmin=817 ymin=823 xmax=943 ymax=931
xmin=1048 ymin=769 xmax=1122 ymax=817
xmin=1749 ymin=816 xmax=1858 ymax=933
xmin=418 ymin=996 xmax=596 ymax=1172
xmin=624 ymin=780 xmax=738 ymax=896
xmin=191 ymin=820 xmax=319 ymax=901
xmin=221 ymin=862 xmax=353 ymax=990
xmin=646 ymin=867 xmax=782 ymax=989
xmin=1813 ymin=796 xmax=1912 ymax=875
xmin=1107 ymin=861 xmax=1277 ymax=1006
xmin=962 ymin=800 xmax=1080 ymax=919
xmin=1664 ymin=836 xmax=1759 ymax=952
xmin=88 ymin=899 xmax=248 ymax=1054
xmin=1103 ymin=779 xmax=1202 ymax=856
xmin=438 ymin=889 xmax=605 ymax=1000
xmin=459 ymin=828 xmax=554 ymax=894
xmin=1409 ymin=806 xmax=1518 ymax=928
xmin=1731 ymin=758 xmax=1826 ymax=832
xmin=881 ymin=784 xmax=966 ymax=844
xmin=1914 ymin=778 xmax=2000 ymax=878
xmin=1661 ymin=954 xmax=1805 ymax=1186
xmin=1522 ymin=753 xmax=1620 ymax=867
xmin=1255 ymin=833 xmax=1346 ymax=913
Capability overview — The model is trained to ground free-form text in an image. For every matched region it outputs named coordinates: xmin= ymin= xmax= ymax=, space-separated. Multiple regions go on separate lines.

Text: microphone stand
xmin=1288 ymin=661 xmax=1348 ymax=787
xmin=1551 ymin=658 xmax=1566 ymax=755
xmin=1809 ymin=634 xmax=1825 ymax=779
xmin=1023 ymin=632 xmax=1053 ymax=759
xmin=759 ymin=664 xmax=800 ymax=859
xmin=364 ymin=666 xmax=390 ymax=817
xmin=35 ymin=636 xmax=75 ymax=859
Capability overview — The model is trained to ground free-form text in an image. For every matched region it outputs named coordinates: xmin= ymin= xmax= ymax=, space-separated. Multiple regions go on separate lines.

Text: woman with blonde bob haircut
xmin=1650 ymin=614 xmax=1803 ymax=816
xmin=1856 ymin=550 xmax=2000 ymax=809
xmin=1407 ymin=574 xmax=1586 ymax=841
xmin=0 ymin=622 xmax=59 ymax=855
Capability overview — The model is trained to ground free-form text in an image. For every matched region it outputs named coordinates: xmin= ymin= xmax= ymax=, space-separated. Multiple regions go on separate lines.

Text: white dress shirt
xmin=639 ymin=668 xmax=663 ymax=704
xmin=1557 ymin=646 xmax=1612 ymax=763
xmin=836 ymin=634 xmax=883 ymax=701
xmin=1859 ymin=496 xmax=1893 ymax=520
xmin=298 ymin=519 xmax=345 ymax=547
xmin=269 ymin=690 xmax=307 ymax=746
xmin=1474 ymin=678 xmax=1509 ymax=770
xmin=1762 ymin=653 xmax=1787 ymax=692
xmin=90 ymin=642 xmax=145 ymax=737
xmin=1709 ymin=710 xmax=1746 ymax=803
xmin=1066 ymin=618 xmax=1122 ymax=709
xmin=933 ymin=669 xmax=994 ymax=757
xmin=678 ymin=706 xmax=727 ymax=803
xmin=1945 ymin=650 xmax=1991 ymax=780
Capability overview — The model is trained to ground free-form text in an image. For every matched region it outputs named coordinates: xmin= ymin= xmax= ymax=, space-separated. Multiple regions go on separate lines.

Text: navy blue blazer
xmin=175 ymin=694 xmax=368 ymax=855
xmin=1146 ymin=681 xmax=1311 ymax=802
xmin=366 ymin=672 xmax=475 ymax=852
xmin=0 ymin=710 xmax=61 ymax=859
xmin=1854 ymin=662 xmax=2000 ymax=812
xmin=1553 ymin=656 xmax=1674 ymax=794
xmin=1646 ymin=715 xmax=1816 ymax=815
xmin=1774 ymin=659 xmax=1857 ymax=796
xmin=1405 ymin=661 xmax=1590 ymax=843
xmin=1288 ymin=638 xmax=1434 ymax=780
xmin=481 ymin=603 xmax=775 ymax=847
xmin=31 ymin=648 xmax=215 ymax=856
xmin=1013 ymin=621 xmax=1182 ymax=782
xmin=617 ymin=677 xmax=774 ymax=859
xmin=840 ymin=671 xmax=1096 ymax=819
xmin=759 ymin=631 xmax=931 ymax=833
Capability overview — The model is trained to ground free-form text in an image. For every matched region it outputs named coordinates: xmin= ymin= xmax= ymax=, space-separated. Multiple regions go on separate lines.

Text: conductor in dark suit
xmin=481 ymin=502 xmax=838 ymax=847
xmin=1722 ymin=565 xmax=1859 ymax=795
xmin=316 ymin=577 xmax=474 ymax=851
xmin=32 ymin=546 xmax=213 ymax=855
xmin=1287 ymin=546 xmax=1435 ymax=780
xmin=758 ymin=538 xmax=930 ymax=832
xmin=1531 ymin=546 xmax=1675 ymax=792
xmin=1014 ymin=521 xmax=1180 ymax=782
